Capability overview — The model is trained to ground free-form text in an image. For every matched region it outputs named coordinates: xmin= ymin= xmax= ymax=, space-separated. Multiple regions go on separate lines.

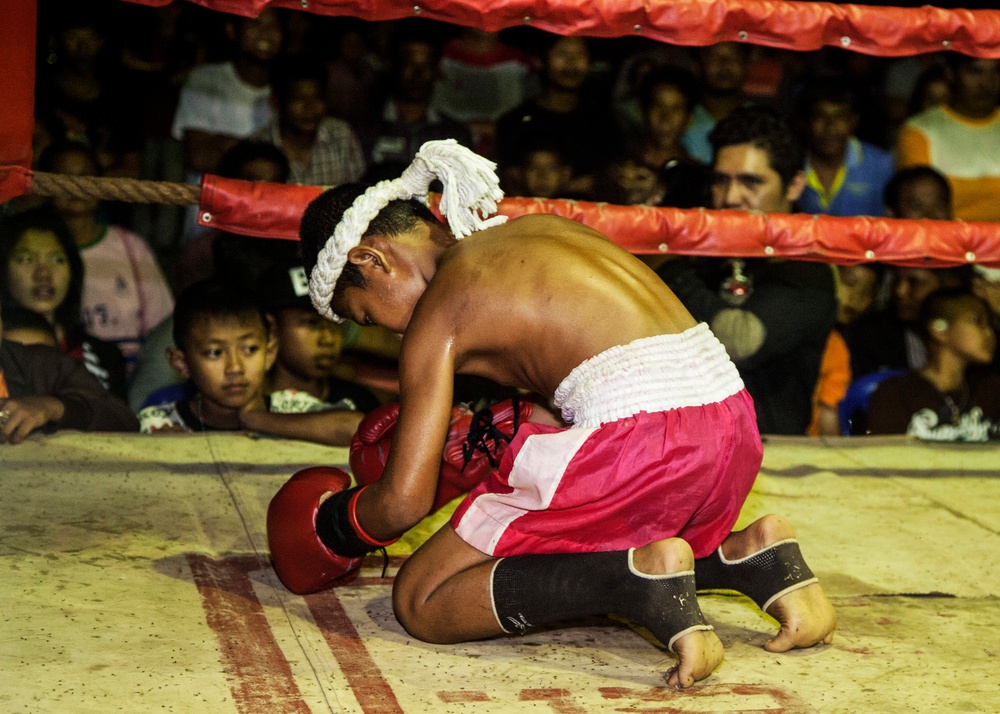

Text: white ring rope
xmin=308 ymin=139 xmax=508 ymax=322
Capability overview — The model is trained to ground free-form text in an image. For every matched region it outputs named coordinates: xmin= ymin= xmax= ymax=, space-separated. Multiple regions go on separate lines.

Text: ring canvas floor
xmin=1 ymin=432 xmax=997 ymax=714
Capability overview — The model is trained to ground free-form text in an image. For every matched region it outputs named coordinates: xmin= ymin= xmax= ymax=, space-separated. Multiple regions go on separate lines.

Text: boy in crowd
xmin=240 ymin=261 xmax=379 ymax=444
xmin=251 ymin=62 xmax=367 ymax=187
xmin=266 ymin=140 xmax=835 ymax=689
xmin=496 ymin=34 xmax=620 ymax=197
xmin=505 ymin=136 xmax=574 ymax=200
xmin=682 ymin=43 xmax=753 ymax=164
xmin=139 ymin=279 xmax=277 ymax=433
xmin=170 ymin=8 xmax=283 ymax=178
xmin=1 ymin=298 xmax=137 ymax=444
xmin=362 ymin=24 xmax=472 ymax=174
xmin=140 ymin=277 xmax=371 ymax=447
xmin=867 ymin=288 xmax=999 ymax=439
xmin=884 ymin=165 xmax=952 ymax=221
xmin=628 ymin=65 xmax=712 ymax=209
xmin=847 ymin=166 xmax=971 ymax=379
xmin=170 ymin=8 xmax=284 ymax=244
xmin=796 ymin=78 xmax=896 ymax=218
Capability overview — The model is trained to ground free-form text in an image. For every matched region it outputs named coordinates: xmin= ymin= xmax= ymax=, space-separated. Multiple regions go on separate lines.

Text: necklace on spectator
xmin=196 ymin=395 xmax=206 ymax=432
xmin=720 ymin=259 xmax=753 ymax=306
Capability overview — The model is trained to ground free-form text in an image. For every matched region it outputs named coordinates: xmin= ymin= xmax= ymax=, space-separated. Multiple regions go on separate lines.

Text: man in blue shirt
xmin=796 ymin=79 xmax=896 ymax=217
xmin=682 ymin=43 xmax=753 ymax=165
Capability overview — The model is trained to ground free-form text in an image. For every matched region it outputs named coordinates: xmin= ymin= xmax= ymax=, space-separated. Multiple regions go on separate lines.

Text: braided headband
xmin=308 ymin=139 xmax=508 ymax=322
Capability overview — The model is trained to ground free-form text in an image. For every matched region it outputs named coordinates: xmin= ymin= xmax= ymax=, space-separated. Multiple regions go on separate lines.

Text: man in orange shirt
xmin=896 ymin=54 xmax=1000 ymax=222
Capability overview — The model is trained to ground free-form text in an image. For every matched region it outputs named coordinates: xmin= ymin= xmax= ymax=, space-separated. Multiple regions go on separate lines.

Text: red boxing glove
xmin=442 ymin=396 xmax=534 ymax=484
xmin=266 ymin=466 xmax=364 ymax=595
xmin=349 ymin=403 xmax=401 ymax=488
xmin=349 ymin=397 xmax=533 ymax=512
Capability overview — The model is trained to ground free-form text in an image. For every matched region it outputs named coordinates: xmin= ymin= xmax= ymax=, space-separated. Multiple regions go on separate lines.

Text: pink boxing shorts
xmin=451 ymin=323 xmax=762 ymax=560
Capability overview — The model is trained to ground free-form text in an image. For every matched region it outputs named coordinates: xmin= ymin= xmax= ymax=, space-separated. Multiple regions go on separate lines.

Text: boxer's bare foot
xmin=720 ymin=514 xmax=836 ymax=652
xmin=633 ymin=539 xmax=724 ymax=688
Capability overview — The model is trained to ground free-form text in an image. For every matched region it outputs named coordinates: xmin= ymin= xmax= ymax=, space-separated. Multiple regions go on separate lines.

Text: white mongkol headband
xmin=308 ymin=139 xmax=508 ymax=322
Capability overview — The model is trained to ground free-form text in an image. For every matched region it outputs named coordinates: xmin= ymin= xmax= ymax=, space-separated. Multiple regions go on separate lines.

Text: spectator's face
xmin=544 ymin=37 xmax=590 ymax=92
xmin=55 ymin=25 xmax=104 ymax=65
xmin=239 ymin=158 xmax=287 ymax=183
xmin=47 ymin=150 xmax=100 ymax=218
xmin=606 ymin=159 xmax=664 ymax=206
xmin=522 ymin=150 xmax=571 ymax=199
xmin=698 ymin=43 xmax=748 ymax=94
xmin=233 ymin=10 xmax=282 ymax=64
xmin=6 ymin=229 xmax=71 ymax=323
xmin=645 ymin=84 xmax=691 ymax=151
xmin=836 ymin=264 xmax=879 ymax=325
xmin=274 ymin=307 xmax=344 ymax=380
xmin=396 ymin=42 xmax=437 ymax=102
xmin=808 ymin=100 xmax=857 ymax=162
xmin=175 ymin=316 xmax=275 ymax=411
xmin=893 ymin=268 xmax=942 ymax=322
xmin=888 ymin=177 xmax=952 ymax=220
xmin=935 ymin=298 xmax=996 ymax=365
xmin=282 ymin=79 xmax=326 ymax=135
xmin=950 ymin=59 xmax=1000 ymax=118
xmin=711 ymin=143 xmax=801 ymax=212
xmin=916 ymin=77 xmax=949 ymax=113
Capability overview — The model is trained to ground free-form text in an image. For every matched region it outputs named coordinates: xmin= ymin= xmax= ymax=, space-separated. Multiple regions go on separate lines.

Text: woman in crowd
xmin=0 ymin=207 xmax=128 ymax=400
xmin=36 ymin=140 xmax=175 ymax=373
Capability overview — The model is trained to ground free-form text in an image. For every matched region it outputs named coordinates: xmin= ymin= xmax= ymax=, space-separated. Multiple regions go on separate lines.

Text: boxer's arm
xmin=353 ymin=320 xmax=456 ymax=540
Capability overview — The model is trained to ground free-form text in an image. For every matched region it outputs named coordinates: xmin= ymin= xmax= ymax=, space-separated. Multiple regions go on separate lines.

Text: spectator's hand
xmin=146 ymin=424 xmax=188 ymax=434
xmin=973 ymin=276 xmax=1000 ymax=317
xmin=0 ymin=396 xmax=64 ymax=445
xmin=239 ymin=397 xmax=268 ymax=430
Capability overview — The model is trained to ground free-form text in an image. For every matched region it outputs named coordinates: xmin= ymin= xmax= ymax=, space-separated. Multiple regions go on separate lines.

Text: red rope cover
xmin=0 ymin=0 xmax=35 ymax=205
xmin=123 ymin=0 xmax=1000 ymax=58
xmin=199 ymin=176 xmax=1000 ymax=268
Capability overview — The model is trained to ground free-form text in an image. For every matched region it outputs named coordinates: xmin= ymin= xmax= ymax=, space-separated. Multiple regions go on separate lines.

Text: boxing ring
xmin=1 ymin=1 xmax=1000 ymax=712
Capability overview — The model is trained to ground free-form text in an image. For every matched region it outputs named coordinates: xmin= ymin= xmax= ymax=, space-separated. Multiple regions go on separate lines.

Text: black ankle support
xmin=490 ymin=549 xmax=711 ymax=652
xmin=695 ymin=539 xmax=818 ymax=613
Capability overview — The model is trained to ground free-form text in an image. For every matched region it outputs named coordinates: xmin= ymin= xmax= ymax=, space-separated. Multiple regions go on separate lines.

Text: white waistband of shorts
xmin=553 ymin=323 xmax=744 ymax=428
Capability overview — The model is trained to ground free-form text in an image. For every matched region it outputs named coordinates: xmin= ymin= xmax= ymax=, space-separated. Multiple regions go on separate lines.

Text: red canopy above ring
xmin=121 ymin=0 xmax=1000 ymax=58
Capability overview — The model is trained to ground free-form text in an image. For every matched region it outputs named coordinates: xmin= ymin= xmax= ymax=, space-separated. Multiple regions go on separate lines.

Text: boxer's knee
xmin=391 ymin=560 xmax=440 ymax=643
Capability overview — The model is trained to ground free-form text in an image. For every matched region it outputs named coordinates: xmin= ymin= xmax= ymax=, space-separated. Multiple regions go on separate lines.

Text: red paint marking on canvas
xmin=187 ymin=554 xmax=311 ymax=714
xmin=599 ymin=682 xmax=818 ymax=712
xmin=438 ymin=690 xmax=491 ymax=702
xmin=519 ymin=688 xmax=589 ymax=713
xmin=306 ymin=591 xmax=404 ymax=714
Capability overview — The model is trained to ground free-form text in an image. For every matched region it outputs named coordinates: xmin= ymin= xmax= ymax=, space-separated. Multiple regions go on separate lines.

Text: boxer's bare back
xmin=331 ymin=212 xmax=834 ymax=687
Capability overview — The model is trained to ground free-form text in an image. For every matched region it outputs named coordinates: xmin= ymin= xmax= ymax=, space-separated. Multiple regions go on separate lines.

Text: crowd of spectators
xmin=1 ymin=0 xmax=999 ymax=444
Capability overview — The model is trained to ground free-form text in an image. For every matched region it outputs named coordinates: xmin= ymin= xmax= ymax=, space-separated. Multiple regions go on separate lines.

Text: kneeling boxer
xmin=267 ymin=140 xmax=836 ymax=689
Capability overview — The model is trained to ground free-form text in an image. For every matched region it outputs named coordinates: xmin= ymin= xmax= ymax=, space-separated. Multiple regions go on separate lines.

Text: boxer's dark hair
xmin=299 ymin=183 xmax=439 ymax=295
